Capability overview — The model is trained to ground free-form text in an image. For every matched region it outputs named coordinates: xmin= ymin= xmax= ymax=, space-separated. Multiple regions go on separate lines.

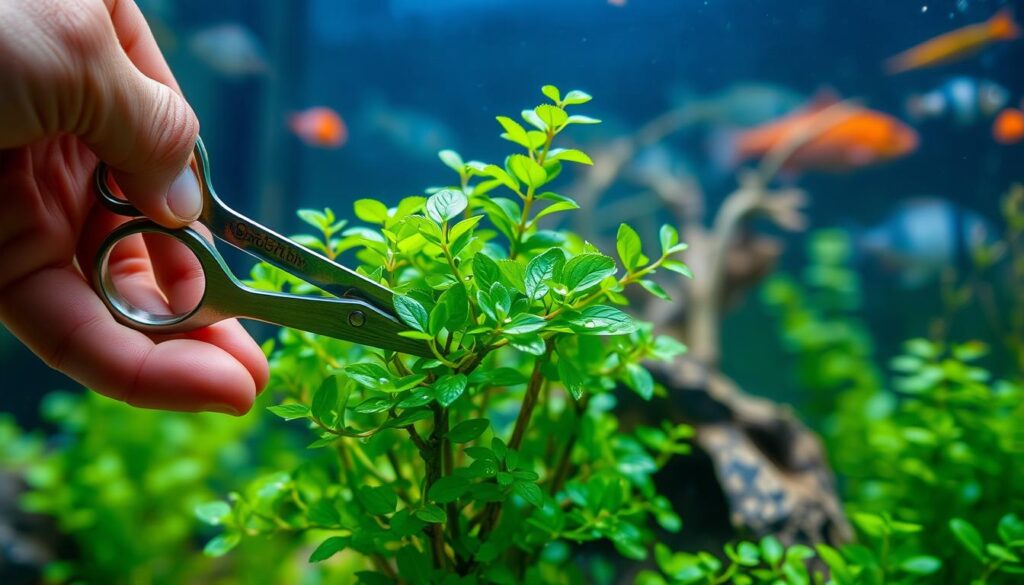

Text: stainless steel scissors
xmin=91 ymin=136 xmax=431 ymax=357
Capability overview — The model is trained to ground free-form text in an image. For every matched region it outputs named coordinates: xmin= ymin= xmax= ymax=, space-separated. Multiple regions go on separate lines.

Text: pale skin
xmin=0 ymin=0 xmax=268 ymax=414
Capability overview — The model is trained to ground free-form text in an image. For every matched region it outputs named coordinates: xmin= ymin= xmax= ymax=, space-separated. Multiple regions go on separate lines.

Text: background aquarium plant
xmin=2 ymin=0 xmax=1024 ymax=584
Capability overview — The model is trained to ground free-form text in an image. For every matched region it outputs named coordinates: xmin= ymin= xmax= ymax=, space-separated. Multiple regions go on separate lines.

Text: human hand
xmin=0 ymin=0 xmax=268 ymax=414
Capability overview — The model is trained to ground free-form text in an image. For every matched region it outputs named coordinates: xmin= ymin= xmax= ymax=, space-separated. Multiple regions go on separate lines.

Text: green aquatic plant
xmin=0 ymin=392 xmax=308 ymax=585
xmin=199 ymin=86 xmax=692 ymax=583
xmin=763 ymin=228 xmax=1024 ymax=584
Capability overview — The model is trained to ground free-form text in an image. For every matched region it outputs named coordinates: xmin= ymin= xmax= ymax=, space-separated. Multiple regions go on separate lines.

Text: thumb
xmin=82 ymin=51 xmax=201 ymax=227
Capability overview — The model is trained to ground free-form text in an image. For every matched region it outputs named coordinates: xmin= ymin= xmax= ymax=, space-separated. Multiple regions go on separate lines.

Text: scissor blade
xmin=235 ymin=288 xmax=432 ymax=357
xmin=206 ymin=205 xmax=398 ymax=313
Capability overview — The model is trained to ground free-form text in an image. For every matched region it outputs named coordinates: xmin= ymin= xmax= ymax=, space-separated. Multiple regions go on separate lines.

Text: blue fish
xmin=905 ymin=77 xmax=1009 ymax=127
xmin=859 ymin=198 xmax=992 ymax=287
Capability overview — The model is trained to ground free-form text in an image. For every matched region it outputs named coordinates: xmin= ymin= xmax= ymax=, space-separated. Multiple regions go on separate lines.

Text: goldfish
xmin=289 ymin=108 xmax=347 ymax=148
xmin=885 ymin=8 xmax=1021 ymax=74
xmin=188 ymin=24 xmax=269 ymax=78
xmin=905 ymin=77 xmax=1009 ymax=126
xmin=858 ymin=198 xmax=991 ymax=288
xmin=992 ymin=108 xmax=1024 ymax=145
xmin=713 ymin=94 xmax=918 ymax=174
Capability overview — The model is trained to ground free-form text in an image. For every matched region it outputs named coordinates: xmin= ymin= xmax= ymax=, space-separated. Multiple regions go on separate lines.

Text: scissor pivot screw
xmin=348 ymin=310 xmax=366 ymax=327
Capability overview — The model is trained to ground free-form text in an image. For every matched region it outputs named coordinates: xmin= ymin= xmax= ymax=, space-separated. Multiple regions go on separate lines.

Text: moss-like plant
xmin=198 ymin=86 xmax=692 ymax=583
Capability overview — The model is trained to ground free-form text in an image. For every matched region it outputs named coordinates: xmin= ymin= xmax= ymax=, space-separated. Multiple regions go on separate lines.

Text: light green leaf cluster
xmin=216 ymin=86 xmax=694 ymax=582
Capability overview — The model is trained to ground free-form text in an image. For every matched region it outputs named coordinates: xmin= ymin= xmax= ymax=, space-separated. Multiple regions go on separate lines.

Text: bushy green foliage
xmin=0 ymin=392 xmax=306 ymax=585
xmin=198 ymin=86 xmax=692 ymax=583
xmin=754 ymin=229 xmax=1024 ymax=585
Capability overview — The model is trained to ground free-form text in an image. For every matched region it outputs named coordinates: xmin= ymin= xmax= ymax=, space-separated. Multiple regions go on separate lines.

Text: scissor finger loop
xmin=90 ymin=135 xmax=432 ymax=356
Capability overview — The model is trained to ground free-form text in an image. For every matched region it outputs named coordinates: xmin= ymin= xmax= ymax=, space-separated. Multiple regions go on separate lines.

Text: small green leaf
xmin=432 ymin=374 xmax=468 ymax=407
xmin=354 ymin=199 xmax=389 ymax=224
xmin=436 ymin=283 xmax=469 ymax=331
xmin=760 ymin=535 xmax=783 ymax=566
xmin=496 ymin=116 xmax=531 ymax=148
xmin=426 ymin=297 xmax=449 ymax=337
xmin=557 ymin=357 xmax=585 ymax=400
xmin=497 ymin=259 xmax=526 ymax=293
xmin=394 ymin=295 xmax=429 ymax=332
xmin=473 ymin=253 xmax=501 ymax=292
xmin=624 ymin=363 xmax=654 ymax=400
xmin=203 ymin=533 xmax=240 ymax=557
xmin=998 ymin=514 xmax=1024 ymax=545
xmin=195 ymin=501 xmax=231 ymax=526
xmin=565 ymin=114 xmax=601 ymax=125
xmin=616 ymin=224 xmax=647 ymax=271
xmin=416 ymin=504 xmax=446 ymax=523
xmin=358 ymin=485 xmax=397 ymax=515
xmin=429 ymin=475 xmax=470 ymax=503
xmin=449 ymin=215 xmax=483 ymax=243
xmin=546 ymin=148 xmax=593 ymax=165
xmin=567 ymin=305 xmax=638 ymax=335
xmin=986 ymin=543 xmax=1020 ymax=563
xmin=535 ymin=104 xmax=568 ymax=130
xmin=533 ymin=200 xmax=580 ymax=223
xmin=562 ymin=90 xmax=593 ymax=105
xmin=522 ymin=109 xmax=547 ymax=131
xmin=267 ymin=403 xmax=310 ymax=421
xmin=309 ymin=536 xmax=349 ymax=562
xmin=481 ymin=164 xmax=520 ymax=192
xmin=512 ymin=480 xmax=543 ymax=507
xmin=448 ymin=419 xmax=490 ymax=443
xmin=438 ymin=149 xmax=464 ymax=172
xmin=343 ymin=363 xmax=392 ymax=390
xmin=639 ymin=279 xmax=671 ymax=301
xmin=311 ymin=376 xmax=340 ymax=425
xmin=900 ymin=556 xmax=942 ymax=575
xmin=525 ymin=248 xmax=564 ymax=300
xmin=508 ymin=154 xmax=548 ymax=188
xmin=297 ymin=208 xmax=329 ymax=230
xmin=950 ymin=518 xmax=986 ymax=561
xmin=425 ymin=189 xmax=468 ymax=223
xmin=662 ymin=259 xmax=694 ymax=278
xmin=504 ymin=314 xmax=546 ymax=335
xmin=562 ymin=253 xmax=616 ymax=293
xmin=541 ymin=85 xmax=561 ymax=103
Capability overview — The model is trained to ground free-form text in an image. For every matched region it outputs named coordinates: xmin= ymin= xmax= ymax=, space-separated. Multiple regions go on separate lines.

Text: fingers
xmin=67 ymin=0 xmax=201 ymax=227
xmin=0 ymin=264 xmax=257 ymax=414
xmin=76 ymin=204 xmax=269 ymax=388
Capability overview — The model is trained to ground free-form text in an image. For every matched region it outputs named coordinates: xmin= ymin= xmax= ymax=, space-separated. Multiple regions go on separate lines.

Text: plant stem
xmin=509 ymin=342 xmax=551 ymax=451
xmin=477 ymin=342 xmax=553 ymax=543
xmin=423 ymin=404 xmax=450 ymax=571
xmin=548 ymin=395 xmax=588 ymax=496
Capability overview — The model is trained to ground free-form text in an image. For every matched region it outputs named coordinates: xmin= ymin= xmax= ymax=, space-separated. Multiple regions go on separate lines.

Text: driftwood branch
xmin=568 ymin=95 xmax=859 ymax=550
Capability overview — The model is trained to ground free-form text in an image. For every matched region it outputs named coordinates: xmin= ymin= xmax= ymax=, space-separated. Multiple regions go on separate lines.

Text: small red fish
xmin=885 ymin=8 xmax=1021 ymax=74
xmin=715 ymin=94 xmax=918 ymax=174
xmin=992 ymin=108 xmax=1024 ymax=145
xmin=288 ymin=107 xmax=347 ymax=148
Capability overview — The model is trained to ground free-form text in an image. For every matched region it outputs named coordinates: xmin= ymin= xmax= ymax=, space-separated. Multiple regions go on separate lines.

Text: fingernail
xmin=167 ymin=166 xmax=202 ymax=222
xmin=202 ymin=402 xmax=242 ymax=416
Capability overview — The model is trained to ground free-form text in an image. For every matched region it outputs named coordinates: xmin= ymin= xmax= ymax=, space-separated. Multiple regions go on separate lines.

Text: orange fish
xmin=288 ymin=107 xmax=347 ymax=148
xmin=992 ymin=108 xmax=1024 ymax=145
xmin=886 ymin=8 xmax=1021 ymax=74
xmin=719 ymin=94 xmax=918 ymax=174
